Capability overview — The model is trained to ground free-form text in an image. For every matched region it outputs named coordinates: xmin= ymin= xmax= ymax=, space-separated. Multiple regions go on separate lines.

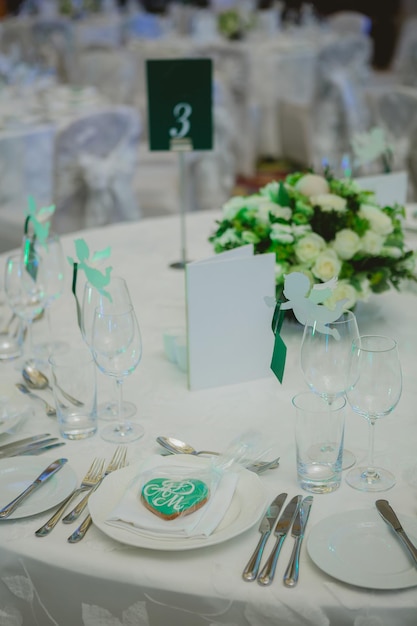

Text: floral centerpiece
xmin=209 ymin=172 xmax=417 ymax=310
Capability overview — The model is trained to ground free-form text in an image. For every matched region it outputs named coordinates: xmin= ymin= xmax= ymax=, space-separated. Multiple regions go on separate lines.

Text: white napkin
xmin=105 ymin=455 xmax=239 ymax=539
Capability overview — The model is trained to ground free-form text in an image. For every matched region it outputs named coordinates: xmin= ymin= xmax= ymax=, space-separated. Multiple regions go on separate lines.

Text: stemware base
xmin=98 ymin=400 xmax=137 ymax=421
xmin=346 ymin=465 xmax=396 ymax=492
xmin=341 ymin=449 xmax=356 ymax=470
xmin=100 ymin=421 xmax=144 ymax=443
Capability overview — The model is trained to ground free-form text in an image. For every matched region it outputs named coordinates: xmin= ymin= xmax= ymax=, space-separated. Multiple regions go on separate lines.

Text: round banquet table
xmin=0 ymin=210 xmax=417 ymax=626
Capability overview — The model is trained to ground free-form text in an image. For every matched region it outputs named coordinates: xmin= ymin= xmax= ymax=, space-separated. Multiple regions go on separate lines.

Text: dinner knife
xmin=0 ymin=438 xmax=60 ymax=458
xmin=0 ymin=433 xmax=51 ymax=453
xmin=0 ymin=458 xmax=68 ymax=519
xmin=18 ymin=442 xmax=66 ymax=456
xmin=242 ymin=492 xmax=287 ymax=581
xmin=376 ymin=499 xmax=417 ymax=566
xmin=258 ymin=494 xmax=302 ymax=586
xmin=283 ymin=495 xmax=313 ymax=587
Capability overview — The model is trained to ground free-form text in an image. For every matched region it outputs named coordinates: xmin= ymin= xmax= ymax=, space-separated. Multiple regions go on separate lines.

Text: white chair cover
xmin=185 ymin=75 xmax=239 ymax=212
xmin=391 ymin=16 xmax=417 ymax=86
xmin=0 ymin=124 xmax=55 ymax=252
xmin=0 ymin=17 xmax=37 ymax=65
xmin=53 ymin=106 xmax=141 ymax=233
xmin=31 ymin=18 xmax=74 ymax=82
xmin=366 ymin=86 xmax=417 ymax=197
xmin=280 ymin=33 xmax=372 ymax=170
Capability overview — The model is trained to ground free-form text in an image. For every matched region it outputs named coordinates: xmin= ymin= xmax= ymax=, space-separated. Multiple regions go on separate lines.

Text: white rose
xmin=256 ymin=198 xmax=282 ymax=223
xmin=332 ymin=229 xmax=361 ymax=260
xmin=216 ymin=228 xmax=241 ymax=247
xmin=295 ymin=174 xmax=329 ymax=197
xmin=270 ymin=223 xmax=294 ymax=243
xmin=311 ymin=250 xmax=342 ymax=282
xmin=324 ymin=280 xmax=358 ymax=310
xmin=310 ymin=194 xmax=347 ymax=213
xmin=360 ymin=231 xmax=384 ymax=255
xmin=223 ymin=196 xmax=247 ymax=220
xmin=294 ymin=232 xmax=326 ymax=264
xmin=359 ymin=204 xmax=394 ymax=236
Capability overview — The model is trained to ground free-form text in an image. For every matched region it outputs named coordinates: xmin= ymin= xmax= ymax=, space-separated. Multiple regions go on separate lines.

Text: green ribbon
xmin=270 ymin=300 xmax=286 ymax=384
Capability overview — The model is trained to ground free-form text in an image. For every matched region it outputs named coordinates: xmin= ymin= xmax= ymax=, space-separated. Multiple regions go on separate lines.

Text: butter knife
xmin=283 ymin=495 xmax=313 ymax=587
xmin=242 ymin=492 xmax=287 ymax=581
xmin=0 ymin=458 xmax=67 ymax=519
xmin=258 ymin=494 xmax=302 ymax=586
xmin=376 ymin=499 xmax=417 ymax=566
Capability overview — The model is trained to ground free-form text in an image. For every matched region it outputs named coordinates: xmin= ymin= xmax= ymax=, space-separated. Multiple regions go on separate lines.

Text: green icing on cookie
xmin=141 ymin=477 xmax=209 ymax=519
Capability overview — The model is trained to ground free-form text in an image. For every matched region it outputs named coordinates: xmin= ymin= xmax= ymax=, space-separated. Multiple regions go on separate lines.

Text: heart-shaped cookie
xmin=141 ymin=477 xmax=209 ymax=520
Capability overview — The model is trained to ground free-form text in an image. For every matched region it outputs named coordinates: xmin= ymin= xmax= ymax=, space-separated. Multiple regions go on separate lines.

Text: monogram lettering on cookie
xmin=141 ymin=478 xmax=210 ymax=520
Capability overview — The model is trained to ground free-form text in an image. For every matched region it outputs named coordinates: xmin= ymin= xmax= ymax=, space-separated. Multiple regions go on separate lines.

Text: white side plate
xmin=0 ymin=456 xmax=76 ymax=519
xmin=307 ymin=508 xmax=417 ymax=589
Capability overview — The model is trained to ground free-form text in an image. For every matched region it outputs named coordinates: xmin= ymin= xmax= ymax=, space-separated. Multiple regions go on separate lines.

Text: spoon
xmin=156 ymin=436 xmax=280 ymax=471
xmin=15 ymin=383 xmax=57 ymax=417
xmin=22 ymin=361 xmax=84 ymax=407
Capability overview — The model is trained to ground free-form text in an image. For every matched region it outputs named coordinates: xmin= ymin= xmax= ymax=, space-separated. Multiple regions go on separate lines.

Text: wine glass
xmin=91 ymin=302 xmax=144 ymax=443
xmin=4 ymin=252 xmax=46 ymax=363
xmin=300 ymin=309 xmax=359 ymax=469
xmin=23 ymin=232 xmax=67 ymax=359
xmin=345 ymin=335 xmax=402 ymax=492
xmin=81 ymin=276 xmax=137 ymax=420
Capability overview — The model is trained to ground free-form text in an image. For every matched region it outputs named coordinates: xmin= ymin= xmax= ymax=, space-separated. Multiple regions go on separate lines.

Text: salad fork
xmin=35 ymin=457 xmax=105 ymax=537
xmin=67 ymin=446 xmax=128 ymax=543
xmin=63 ymin=446 xmax=127 ymax=524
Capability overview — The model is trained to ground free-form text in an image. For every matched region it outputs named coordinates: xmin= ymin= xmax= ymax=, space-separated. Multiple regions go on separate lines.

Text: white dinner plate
xmin=89 ymin=458 xmax=269 ymax=551
xmin=307 ymin=509 xmax=417 ymax=590
xmin=0 ymin=456 xmax=77 ymax=520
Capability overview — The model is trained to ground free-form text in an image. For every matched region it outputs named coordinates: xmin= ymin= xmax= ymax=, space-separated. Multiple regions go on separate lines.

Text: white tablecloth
xmin=0 ymin=211 xmax=417 ymax=625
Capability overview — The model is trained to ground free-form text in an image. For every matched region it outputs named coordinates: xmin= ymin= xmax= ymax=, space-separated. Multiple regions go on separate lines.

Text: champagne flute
xmin=300 ymin=309 xmax=359 ymax=469
xmin=345 ymin=335 xmax=402 ymax=492
xmin=4 ymin=252 xmax=46 ymax=362
xmin=91 ymin=302 xmax=144 ymax=443
xmin=81 ymin=276 xmax=137 ymax=420
xmin=23 ymin=232 xmax=67 ymax=359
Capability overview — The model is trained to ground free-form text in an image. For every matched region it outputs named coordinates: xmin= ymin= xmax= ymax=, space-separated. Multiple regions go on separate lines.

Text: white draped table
xmin=0 ymin=211 xmax=417 ymax=626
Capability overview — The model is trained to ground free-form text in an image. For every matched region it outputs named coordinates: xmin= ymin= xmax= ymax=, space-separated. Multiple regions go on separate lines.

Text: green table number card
xmin=146 ymin=59 xmax=213 ymax=151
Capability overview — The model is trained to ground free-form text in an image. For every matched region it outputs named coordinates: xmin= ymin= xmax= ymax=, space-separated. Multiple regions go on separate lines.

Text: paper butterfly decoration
xmin=280 ymin=273 xmax=347 ymax=339
xmin=268 ymin=273 xmax=349 ymax=384
xmin=25 ymin=196 xmax=56 ymax=248
xmin=351 ymin=127 xmax=393 ymax=170
xmin=67 ymin=238 xmax=113 ymax=330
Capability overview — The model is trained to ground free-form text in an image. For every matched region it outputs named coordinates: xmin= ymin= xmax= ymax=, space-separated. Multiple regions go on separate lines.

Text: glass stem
xmin=24 ymin=320 xmax=34 ymax=360
xmin=115 ymin=378 xmax=124 ymax=428
xmin=365 ymin=416 xmax=378 ymax=481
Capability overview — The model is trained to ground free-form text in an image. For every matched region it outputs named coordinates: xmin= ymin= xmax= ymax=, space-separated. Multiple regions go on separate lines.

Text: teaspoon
xmin=22 ymin=361 xmax=84 ymax=407
xmin=156 ymin=436 xmax=280 ymax=472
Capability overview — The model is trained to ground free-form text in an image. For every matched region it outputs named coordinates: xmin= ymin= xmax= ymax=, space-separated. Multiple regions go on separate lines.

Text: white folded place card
xmin=185 ymin=245 xmax=276 ymax=390
xmin=354 ymin=171 xmax=408 ymax=206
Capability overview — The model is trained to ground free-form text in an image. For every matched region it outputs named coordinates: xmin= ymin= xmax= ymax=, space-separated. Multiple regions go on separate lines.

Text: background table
xmin=0 ymin=211 xmax=416 ymax=625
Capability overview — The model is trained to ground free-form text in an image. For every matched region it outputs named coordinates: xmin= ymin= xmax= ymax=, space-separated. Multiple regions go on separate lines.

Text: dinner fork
xmin=63 ymin=446 xmax=127 ymax=524
xmin=67 ymin=446 xmax=128 ymax=543
xmin=34 ymin=458 xmax=105 ymax=537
